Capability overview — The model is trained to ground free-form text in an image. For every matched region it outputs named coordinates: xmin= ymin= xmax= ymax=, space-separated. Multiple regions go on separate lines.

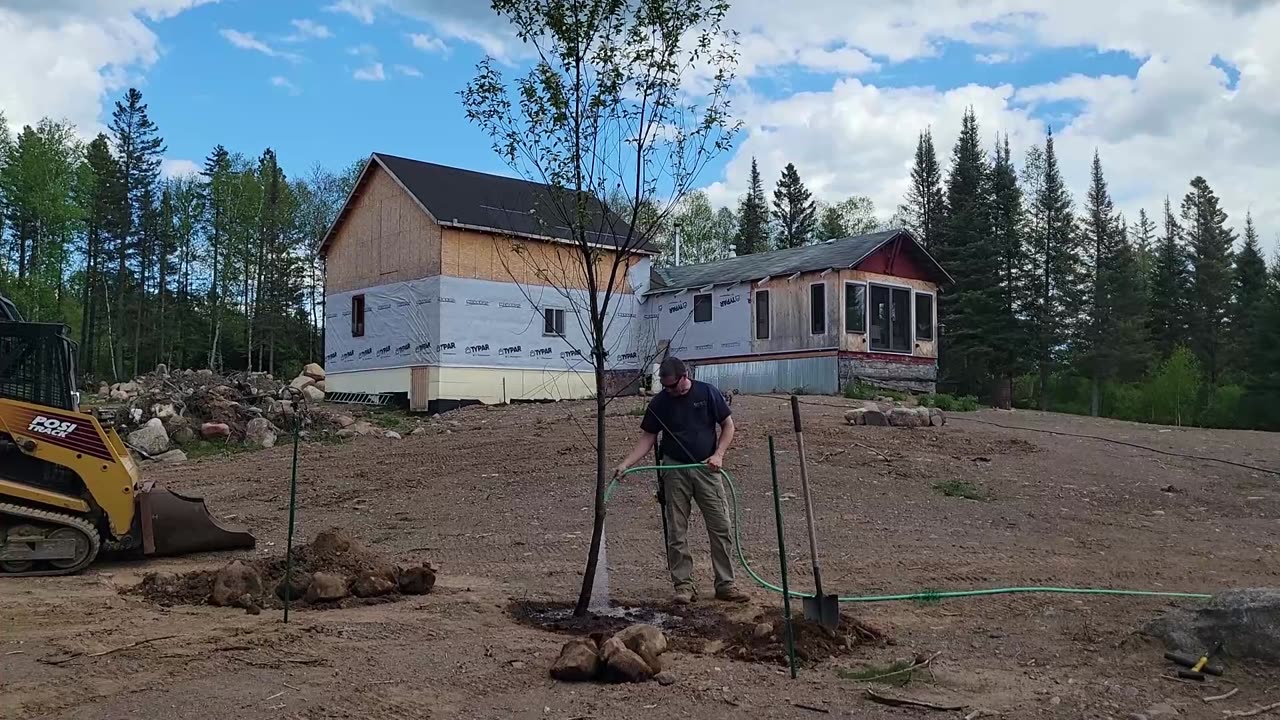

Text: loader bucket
xmin=137 ymin=481 xmax=255 ymax=557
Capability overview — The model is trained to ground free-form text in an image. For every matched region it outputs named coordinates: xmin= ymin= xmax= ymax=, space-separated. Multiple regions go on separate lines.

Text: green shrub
xmin=919 ymin=393 xmax=979 ymax=412
xmin=1201 ymin=384 xmax=1245 ymax=429
xmin=1144 ymin=346 xmax=1203 ymax=426
xmin=844 ymin=381 xmax=907 ymax=402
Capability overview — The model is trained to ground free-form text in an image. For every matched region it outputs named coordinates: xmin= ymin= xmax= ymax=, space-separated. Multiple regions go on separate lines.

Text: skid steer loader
xmin=0 ymin=293 xmax=254 ymax=577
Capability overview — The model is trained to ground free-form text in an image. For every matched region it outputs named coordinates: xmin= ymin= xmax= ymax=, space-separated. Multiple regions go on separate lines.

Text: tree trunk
xmin=573 ymin=360 xmax=610 ymax=617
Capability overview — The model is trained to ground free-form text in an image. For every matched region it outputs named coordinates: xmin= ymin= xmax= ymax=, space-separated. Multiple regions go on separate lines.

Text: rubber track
xmin=0 ymin=502 xmax=100 ymax=577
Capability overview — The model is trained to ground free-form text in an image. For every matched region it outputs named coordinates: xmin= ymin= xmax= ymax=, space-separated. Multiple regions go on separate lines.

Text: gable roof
xmin=319 ymin=153 xmax=656 ymax=255
xmin=648 ymin=229 xmax=952 ymax=293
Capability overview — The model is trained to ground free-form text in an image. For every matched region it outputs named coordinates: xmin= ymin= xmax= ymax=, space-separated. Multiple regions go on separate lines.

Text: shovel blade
xmin=138 ymin=481 xmax=256 ymax=557
xmin=803 ymin=594 xmax=841 ymax=630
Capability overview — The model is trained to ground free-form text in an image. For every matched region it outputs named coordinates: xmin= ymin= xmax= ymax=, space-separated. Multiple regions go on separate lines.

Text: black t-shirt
xmin=640 ymin=380 xmax=732 ymax=463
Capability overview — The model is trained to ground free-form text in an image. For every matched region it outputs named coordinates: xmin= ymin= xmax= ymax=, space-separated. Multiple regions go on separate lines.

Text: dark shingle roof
xmin=650 ymin=229 xmax=948 ymax=293
xmin=338 ymin=153 xmax=653 ymax=252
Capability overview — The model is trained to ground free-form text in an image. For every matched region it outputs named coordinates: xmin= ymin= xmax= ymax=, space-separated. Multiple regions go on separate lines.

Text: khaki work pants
xmin=660 ymin=457 xmax=736 ymax=592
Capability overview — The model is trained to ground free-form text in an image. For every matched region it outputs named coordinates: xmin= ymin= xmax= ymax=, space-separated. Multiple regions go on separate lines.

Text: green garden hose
xmin=608 ymin=464 xmax=1213 ymax=604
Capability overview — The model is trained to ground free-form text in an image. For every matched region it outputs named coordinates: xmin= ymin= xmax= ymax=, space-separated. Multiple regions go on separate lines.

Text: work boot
xmin=715 ymin=585 xmax=750 ymax=603
xmin=673 ymin=586 xmax=698 ymax=605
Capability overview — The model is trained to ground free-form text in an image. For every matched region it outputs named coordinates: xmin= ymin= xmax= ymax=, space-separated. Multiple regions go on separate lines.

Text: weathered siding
xmin=325 ymin=165 xmax=442 ymax=294
xmin=749 ymin=270 xmax=840 ymax=355
xmin=441 ymin=227 xmax=636 ymax=293
xmin=838 ymin=352 xmax=937 ymax=393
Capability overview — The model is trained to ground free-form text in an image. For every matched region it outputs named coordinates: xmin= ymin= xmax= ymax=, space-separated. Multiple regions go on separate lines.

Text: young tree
xmin=816 ymin=203 xmax=848 ymax=241
xmin=937 ymin=108 xmax=997 ymax=396
xmin=815 ymin=195 xmax=878 ymax=241
xmin=1022 ymin=129 xmax=1082 ymax=410
xmin=461 ymin=0 xmax=738 ymax=616
xmin=1181 ymin=176 xmax=1235 ymax=384
xmin=734 ymin=157 xmax=769 ymax=255
xmin=899 ymin=128 xmax=945 ymax=248
xmin=1230 ymin=212 xmax=1269 ymax=379
xmin=771 ymin=162 xmax=816 ymax=248
xmin=1147 ymin=198 xmax=1190 ymax=360
xmin=987 ymin=135 xmax=1029 ymax=406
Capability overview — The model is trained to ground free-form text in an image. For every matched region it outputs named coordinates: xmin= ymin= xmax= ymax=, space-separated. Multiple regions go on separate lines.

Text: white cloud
xmin=325 ymin=0 xmax=375 ymax=24
xmin=347 ymin=43 xmax=377 ymax=57
xmin=353 ymin=62 xmax=385 ymax=81
xmin=0 ymin=1 xmax=217 ymax=134
xmin=284 ymin=18 xmax=331 ymax=42
xmin=393 ymin=64 xmax=423 ymax=78
xmin=161 ymin=157 xmax=200 ymax=178
xmin=408 ymin=32 xmax=447 ymax=54
xmin=976 ymin=52 xmax=1013 ymax=64
xmin=220 ymin=28 xmax=302 ymax=62
xmin=270 ymin=75 xmax=301 ymax=95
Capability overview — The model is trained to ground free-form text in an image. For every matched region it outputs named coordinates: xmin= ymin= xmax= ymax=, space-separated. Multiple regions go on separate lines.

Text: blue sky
xmin=2 ymin=0 xmax=1277 ymax=252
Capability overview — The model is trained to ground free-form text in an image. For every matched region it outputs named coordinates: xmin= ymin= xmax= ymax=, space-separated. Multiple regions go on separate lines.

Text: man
xmin=614 ymin=356 xmax=748 ymax=605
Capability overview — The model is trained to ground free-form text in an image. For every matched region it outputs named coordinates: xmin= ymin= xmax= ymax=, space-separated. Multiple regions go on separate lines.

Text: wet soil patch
xmin=510 ymin=600 xmax=889 ymax=666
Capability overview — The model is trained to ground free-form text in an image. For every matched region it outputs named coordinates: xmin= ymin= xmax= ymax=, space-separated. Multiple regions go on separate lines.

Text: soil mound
xmin=132 ymin=528 xmax=435 ymax=612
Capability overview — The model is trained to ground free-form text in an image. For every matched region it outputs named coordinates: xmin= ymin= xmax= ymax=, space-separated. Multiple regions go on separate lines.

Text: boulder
xmin=397 ymin=565 xmax=436 ymax=595
xmin=599 ymin=636 xmax=656 ymax=683
xmin=1146 ymin=588 xmax=1280 ymax=663
xmin=613 ymin=624 xmax=667 ymax=672
xmin=410 ymin=427 xmax=427 ymax=436
xmin=165 ymin=417 xmax=196 ymax=446
xmin=245 ymin=417 xmax=278 ymax=449
xmin=302 ymin=363 xmax=326 ymax=381
xmin=210 ymin=561 xmax=263 ymax=607
xmin=201 ymin=422 xmax=231 ymax=440
xmin=844 ymin=409 xmax=867 ymax=426
xmin=150 ymin=402 xmax=177 ymax=420
xmin=110 ymin=389 xmax=131 ymax=401
xmin=384 ymin=430 xmax=402 ymax=440
xmin=304 ymin=572 xmax=349 ymax=603
xmin=128 ymin=418 xmax=170 ymax=456
xmin=97 ymin=384 xmax=110 ymax=397
xmin=550 ymin=637 xmax=600 ymax=682
xmin=117 ymin=381 xmax=140 ymax=394
xmin=155 ymin=363 xmax=169 ymax=377
xmin=352 ymin=573 xmax=397 ymax=598
xmin=863 ymin=409 xmax=889 ymax=427
xmin=334 ymin=415 xmax=356 ymax=429
xmin=929 ymin=407 xmax=946 ymax=427
xmin=152 ymin=449 xmax=187 ymax=465
xmin=275 ymin=571 xmax=313 ymax=601
xmin=314 ymin=380 xmax=326 ymax=393
xmin=196 ymin=369 xmax=214 ymax=377
xmin=301 ymin=385 xmax=325 ymax=403
xmin=889 ymin=407 xmax=924 ymax=428
xmin=290 ymin=375 xmax=315 ymax=391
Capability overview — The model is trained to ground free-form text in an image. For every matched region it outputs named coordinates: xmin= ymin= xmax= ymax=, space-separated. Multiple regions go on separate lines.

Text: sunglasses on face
xmin=661 ymin=375 xmax=687 ymax=391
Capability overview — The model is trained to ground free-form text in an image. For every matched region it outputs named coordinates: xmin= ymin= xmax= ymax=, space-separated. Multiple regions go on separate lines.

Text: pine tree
xmin=76 ymin=135 xmax=126 ymax=377
xmin=734 ymin=157 xmax=769 ymax=255
xmin=937 ymin=108 xmax=998 ymax=396
xmin=1108 ymin=216 xmax=1151 ymax=382
xmin=1023 ymin=128 xmax=1082 ymax=410
xmin=771 ymin=162 xmax=817 ymax=248
xmin=109 ymin=88 xmax=166 ymax=379
xmin=1132 ymin=208 xmax=1156 ymax=310
xmin=1079 ymin=150 xmax=1121 ymax=416
xmin=1181 ymin=176 xmax=1235 ymax=384
xmin=987 ymin=134 xmax=1029 ymax=406
xmin=1245 ymin=255 xmax=1280 ymax=428
xmin=900 ymin=128 xmax=946 ymax=248
xmin=202 ymin=144 xmax=233 ymax=369
xmin=1230 ymin=212 xmax=1269 ymax=379
xmin=1147 ymin=198 xmax=1191 ymax=360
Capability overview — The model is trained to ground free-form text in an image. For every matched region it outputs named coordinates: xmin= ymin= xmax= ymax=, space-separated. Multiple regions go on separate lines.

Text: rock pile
xmin=96 ymin=363 xmax=343 ymax=462
xmin=136 ymin=528 xmax=436 ymax=612
xmin=551 ymin=624 xmax=670 ymax=684
xmin=845 ymin=401 xmax=945 ymax=428
xmin=1145 ymin=589 xmax=1280 ymax=664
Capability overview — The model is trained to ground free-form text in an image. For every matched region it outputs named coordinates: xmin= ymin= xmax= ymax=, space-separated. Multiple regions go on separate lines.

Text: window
xmin=844 ymin=282 xmax=866 ymax=333
xmin=543 ymin=307 xmax=566 ymax=336
xmin=915 ymin=292 xmax=935 ymax=341
xmin=810 ymin=283 xmax=827 ymax=335
xmin=351 ymin=295 xmax=365 ymax=337
xmin=693 ymin=293 xmax=713 ymax=323
xmin=869 ymin=284 xmax=912 ymax=353
xmin=755 ymin=290 xmax=770 ymax=339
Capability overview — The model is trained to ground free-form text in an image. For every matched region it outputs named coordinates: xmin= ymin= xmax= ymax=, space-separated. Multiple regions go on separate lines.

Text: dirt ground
xmin=3 ymin=395 xmax=1278 ymax=719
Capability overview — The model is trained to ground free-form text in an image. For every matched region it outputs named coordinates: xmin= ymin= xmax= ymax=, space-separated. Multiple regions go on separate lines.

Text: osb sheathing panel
xmin=325 ymin=165 xmax=442 ymax=294
xmin=441 ymin=227 xmax=636 ymax=293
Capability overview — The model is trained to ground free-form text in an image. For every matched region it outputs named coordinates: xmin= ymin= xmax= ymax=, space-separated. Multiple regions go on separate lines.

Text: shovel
xmin=791 ymin=395 xmax=840 ymax=630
